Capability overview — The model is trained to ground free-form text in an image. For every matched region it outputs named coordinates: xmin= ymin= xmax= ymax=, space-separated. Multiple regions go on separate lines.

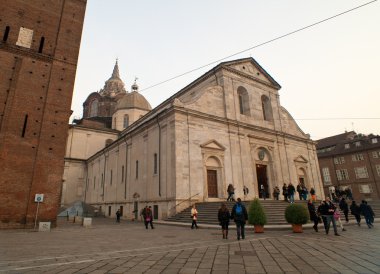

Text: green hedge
xmin=285 ymin=203 xmax=308 ymax=225
xmin=248 ymin=198 xmax=267 ymax=226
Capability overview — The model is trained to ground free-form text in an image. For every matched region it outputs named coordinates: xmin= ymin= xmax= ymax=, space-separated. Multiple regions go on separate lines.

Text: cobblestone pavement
xmin=0 ymin=218 xmax=379 ymax=274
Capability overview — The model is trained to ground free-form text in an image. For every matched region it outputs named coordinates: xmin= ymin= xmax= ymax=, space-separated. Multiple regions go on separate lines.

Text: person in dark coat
xmin=116 ymin=209 xmax=121 ymax=223
xmin=360 ymin=200 xmax=375 ymax=228
xmin=308 ymin=200 xmax=319 ymax=232
xmin=350 ymin=200 xmax=361 ymax=226
xmin=339 ymin=198 xmax=349 ymax=222
xmin=218 ymin=203 xmax=231 ymax=239
xmin=288 ymin=183 xmax=296 ymax=203
xmin=230 ymin=198 xmax=248 ymax=240
xmin=282 ymin=183 xmax=288 ymax=202
xmin=297 ymin=183 xmax=302 ymax=200
xmin=317 ymin=201 xmax=328 ymax=231
xmin=319 ymin=197 xmax=340 ymax=236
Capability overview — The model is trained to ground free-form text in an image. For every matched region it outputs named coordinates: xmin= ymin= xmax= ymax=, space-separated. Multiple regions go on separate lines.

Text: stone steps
xmin=166 ymin=200 xmax=380 ymax=225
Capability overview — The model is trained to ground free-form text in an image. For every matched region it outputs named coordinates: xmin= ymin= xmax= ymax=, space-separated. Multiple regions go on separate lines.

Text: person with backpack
xmin=218 ymin=203 xmax=231 ymax=239
xmin=230 ymin=198 xmax=248 ymax=240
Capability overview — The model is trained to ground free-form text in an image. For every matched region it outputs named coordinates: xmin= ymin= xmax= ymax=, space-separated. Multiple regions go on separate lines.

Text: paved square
xmin=0 ymin=218 xmax=379 ymax=273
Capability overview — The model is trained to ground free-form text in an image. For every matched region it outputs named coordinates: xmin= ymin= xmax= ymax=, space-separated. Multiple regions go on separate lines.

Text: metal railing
xmin=170 ymin=192 xmax=201 ymax=214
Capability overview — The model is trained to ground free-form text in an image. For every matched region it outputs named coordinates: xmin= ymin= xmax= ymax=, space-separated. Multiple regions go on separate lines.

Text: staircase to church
xmin=165 ymin=200 xmax=380 ymax=226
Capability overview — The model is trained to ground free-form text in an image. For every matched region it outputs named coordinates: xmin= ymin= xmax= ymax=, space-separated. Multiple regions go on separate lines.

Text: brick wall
xmin=0 ymin=0 xmax=86 ymax=228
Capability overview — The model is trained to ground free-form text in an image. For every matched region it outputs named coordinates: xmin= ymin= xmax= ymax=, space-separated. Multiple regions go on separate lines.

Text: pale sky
xmin=71 ymin=0 xmax=380 ymax=140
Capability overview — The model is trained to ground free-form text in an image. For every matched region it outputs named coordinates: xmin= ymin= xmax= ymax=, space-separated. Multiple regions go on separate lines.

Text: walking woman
xmin=218 ymin=203 xmax=230 ymax=239
xmin=191 ymin=204 xmax=199 ymax=229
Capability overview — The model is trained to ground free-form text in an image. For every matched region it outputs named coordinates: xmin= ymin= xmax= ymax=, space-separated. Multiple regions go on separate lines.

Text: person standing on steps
xmin=227 ymin=184 xmax=235 ymax=202
xmin=288 ymin=183 xmax=296 ymax=203
xmin=218 ymin=203 xmax=230 ymax=239
xmin=231 ymin=198 xmax=248 ymax=240
xmin=191 ymin=204 xmax=199 ymax=229
xmin=282 ymin=183 xmax=288 ymax=202
xmin=339 ymin=197 xmax=349 ymax=223
xmin=260 ymin=184 xmax=266 ymax=200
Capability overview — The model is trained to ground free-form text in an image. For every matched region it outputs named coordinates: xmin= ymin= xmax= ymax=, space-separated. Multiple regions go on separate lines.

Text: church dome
xmin=115 ymin=91 xmax=152 ymax=111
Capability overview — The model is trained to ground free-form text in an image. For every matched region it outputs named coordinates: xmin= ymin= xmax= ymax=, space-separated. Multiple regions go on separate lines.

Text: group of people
xmin=307 ymin=197 xmax=375 ymax=236
xmin=281 ymin=183 xmax=316 ymax=203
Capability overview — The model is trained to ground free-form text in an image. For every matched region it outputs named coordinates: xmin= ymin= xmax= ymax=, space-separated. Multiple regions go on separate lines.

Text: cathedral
xmin=62 ymin=57 xmax=323 ymax=220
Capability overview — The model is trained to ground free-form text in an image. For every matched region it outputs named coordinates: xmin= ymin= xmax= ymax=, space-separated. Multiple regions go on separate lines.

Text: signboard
xmin=39 ymin=222 xmax=51 ymax=232
xmin=34 ymin=194 xmax=44 ymax=203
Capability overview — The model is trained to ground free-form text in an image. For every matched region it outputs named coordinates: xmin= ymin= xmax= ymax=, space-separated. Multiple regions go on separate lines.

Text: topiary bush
xmin=285 ymin=203 xmax=308 ymax=225
xmin=248 ymin=198 xmax=267 ymax=226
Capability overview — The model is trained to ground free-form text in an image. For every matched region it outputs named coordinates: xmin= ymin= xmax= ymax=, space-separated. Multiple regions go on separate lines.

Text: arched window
xmin=123 ymin=114 xmax=129 ymax=128
xmin=237 ymin=86 xmax=250 ymax=116
xmin=89 ymin=99 xmax=98 ymax=117
xmin=261 ymin=95 xmax=273 ymax=121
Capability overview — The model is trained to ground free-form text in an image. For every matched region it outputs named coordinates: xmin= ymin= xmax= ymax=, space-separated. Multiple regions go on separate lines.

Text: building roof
xmin=316 ymin=131 xmax=380 ymax=157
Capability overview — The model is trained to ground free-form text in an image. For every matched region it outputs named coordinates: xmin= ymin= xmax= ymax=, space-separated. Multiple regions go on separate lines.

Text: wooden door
xmin=207 ymin=170 xmax=218 ymax=198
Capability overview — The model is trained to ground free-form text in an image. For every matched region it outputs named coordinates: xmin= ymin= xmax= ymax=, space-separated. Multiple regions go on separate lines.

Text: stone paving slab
xmin=0 ymin=218 xmax=379 ymax=273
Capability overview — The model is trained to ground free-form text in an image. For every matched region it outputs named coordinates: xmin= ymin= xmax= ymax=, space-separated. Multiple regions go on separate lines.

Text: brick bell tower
xmin=0 ymin=0 xmax=87 ymax=228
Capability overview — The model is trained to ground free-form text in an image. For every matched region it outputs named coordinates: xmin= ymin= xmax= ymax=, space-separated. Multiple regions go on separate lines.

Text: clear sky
xmin=71 ymin=0 xmax=380 ymax=140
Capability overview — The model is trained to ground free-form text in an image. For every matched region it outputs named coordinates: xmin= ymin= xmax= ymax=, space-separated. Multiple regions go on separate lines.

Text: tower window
xmin=154 ymin=153 xmax=158 ymax=174
xmin=136 ymin=160 xmax=139 ymax=179
xmin=21 ymin=114 xmax=28 ymax=137
xmin=38 ymin=37 xmax=45 ymax=53
xmin=3 ymin=26 xmax=10 ymax=42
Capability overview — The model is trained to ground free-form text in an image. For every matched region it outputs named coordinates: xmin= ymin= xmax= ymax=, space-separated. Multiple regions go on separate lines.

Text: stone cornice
xmin=0 ymin=42 xmax=77 ymax=66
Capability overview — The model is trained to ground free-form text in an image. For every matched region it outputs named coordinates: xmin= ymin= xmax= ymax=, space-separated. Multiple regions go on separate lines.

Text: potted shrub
xmin=248 ymin=198 xmax=267 ymax=233
xmin=285 ymin=203 xmax=309 ymax=233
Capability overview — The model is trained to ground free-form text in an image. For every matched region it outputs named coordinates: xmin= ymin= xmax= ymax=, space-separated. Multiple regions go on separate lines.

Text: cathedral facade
xmin=64 ymin=57 xmax=323 ymax=220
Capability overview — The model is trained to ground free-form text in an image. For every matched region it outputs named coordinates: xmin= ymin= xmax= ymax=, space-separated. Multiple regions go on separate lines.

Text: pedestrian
xmin=310 ymin=187 xmax=316 ymax=202
xmin=116 ymin=209 xmax=121 ymax=223
xmin=227 ymin=184 xmax=235 ymax=202
xmin=360 ymin=200 xmax=375 ymax=228
xmin=297 ymin=183 xmax=302 ymax=200
xmin=307 ymin=200 xmax=319 ymax=232
xmin=339 ymin=198 xmax=349 ymax=222
xmin=346 ymin=188 xmax=353 ymax=200
xmin=260 ymin=184 xmax=266 ymax=200
xmin=142 ymin=206 xmax=154 ymax=229
xmin=282 ymin=183 xmax=288 ymax=202
xmin=302 ymin=186 xmax=308 ymax=201
xmin=191 ymin=204 xmax=199 ymax=229
xmin=319 ymin=197 xmax=340 ymax=236
xmin=350 ymin=200 xmax=361 ymax=226
xmin=334 ymin=207 xmax=346 ymax=232
xmin=243 ymin=185 xmax=249 ymax=200
xmin=273 ymin=186 xmax=280 ymax=200
xmin=218 ymin=203 xmax=230 ymax=239
xmin=317 ymin=200 xmax=328 ymax=232
xmin=288 ymin=183 xmax=295 ymax=203
xmin=230 ymin=198 xmax=248 ymax=240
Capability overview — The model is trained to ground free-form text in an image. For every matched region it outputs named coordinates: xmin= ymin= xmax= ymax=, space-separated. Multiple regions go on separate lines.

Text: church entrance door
xmin=256 ymin=164 xmax=269 ymax=199
xmin=207 ymin=170 xmax=218 ymax=198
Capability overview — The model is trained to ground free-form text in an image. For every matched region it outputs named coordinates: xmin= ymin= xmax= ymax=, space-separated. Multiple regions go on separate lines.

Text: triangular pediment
xmin=221 ymin=58 xmax=281 ymax=89
xmin=294 ymin=155 xmax=308 ymax=163
xmin=200 ymin=140 xmax=226 ymax=151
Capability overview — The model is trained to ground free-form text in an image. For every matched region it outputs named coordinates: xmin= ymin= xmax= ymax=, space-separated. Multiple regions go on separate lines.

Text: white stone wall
xmin=112 ymin=108 xmax=149 ymax=131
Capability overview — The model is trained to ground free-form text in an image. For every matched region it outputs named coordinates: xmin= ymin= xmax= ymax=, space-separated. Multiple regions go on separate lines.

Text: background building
xmin=0 ymin=0 xmax=86 ymax=228
xmin=316 ymin=131 xmax=380 ymax=201
xmin=68 ymin=57 xmax=323 ymax=220
xmin=61 ymin=61 xmax=151 ymax=207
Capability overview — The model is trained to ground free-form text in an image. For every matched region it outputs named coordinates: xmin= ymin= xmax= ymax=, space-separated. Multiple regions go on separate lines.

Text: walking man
xmin=320 ymin=197 xmax=340 ymax=236
xmin=116 ymin=209 xmax=121 ymax=223
xmin=231 ymin=198 xmax=248 ymax=240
